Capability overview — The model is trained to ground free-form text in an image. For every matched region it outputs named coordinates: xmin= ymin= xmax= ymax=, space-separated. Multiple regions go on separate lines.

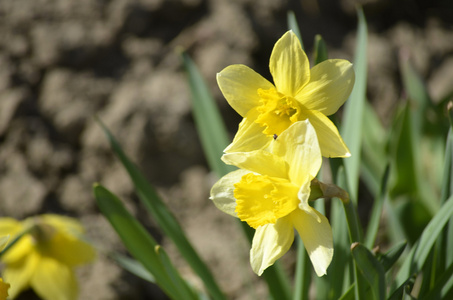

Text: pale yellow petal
xmin=40 ymin=215 xmax=96 ymax=266
xmin=31 ymin=256 xmax=78 ymax=300
xmin=291 ymin=209 xmax=333 ymax=276
xmin=272 ymin=120 xmax=322 ymax=185
xmin=3 ymin=250 xmax=40 ymax=299
xmin=0 ymin=218 xmax=23 ymax=236
xmin=210 ymin=169 xmax=250 ymax=217
xmin=1 ymin=235 xmax=34 ymax=265
xmin=224 ymin=108 xmax=271 ymax=154
xmin=217 ymin=65 xmax=274 ymax=117
xmin=269 ymin=31 xmax=310 ymax=96
xmin=303 ymin=110 xmax=350 ymax=158
xmin=0 ymin=235 xmax=9 ymax=251
xmin=250 ymin=216 xmax=294 ymax=275
xmin=295 ymin=59 xmax=355 ymax=115
xmin=222 ymin=150 xmax=288 ymax=179
xmin=45 ymin=232 xmax=96 ymax=267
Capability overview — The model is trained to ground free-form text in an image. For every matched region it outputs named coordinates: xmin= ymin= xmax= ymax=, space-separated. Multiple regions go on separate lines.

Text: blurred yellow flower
xmin=0 ymin=214 xmax=96 ymax=300
xmin=217 ymin=30 xmax=355 ymax=158
xmin=210 ymin=120 xmax=333 ymax=276
xmin=0 ymin=278 xmax=9 ymax=300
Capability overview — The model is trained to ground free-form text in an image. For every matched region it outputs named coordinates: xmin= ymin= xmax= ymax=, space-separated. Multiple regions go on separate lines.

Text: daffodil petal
xmin=37 ymin=215 xmax=96 ymax=266
xmin=210 ymin=169 xmax=250 ymax=217
xmin=31 ymin=256 xmax=78 ymax=300
xmin=222 ymin=150 xmax=288 ymax=179
xmin=303 ymin=110 xmax=350 ymax=158
xmin=217 ymin=65 xmax=274 ymax=117
xmin=1 ymin=235 xmax=34 ymax=264
xmin=250 ymin=217 xmax=294 ymax=275
xmin=269 ymin=31 xmax=310 ymax=97
xmin=291 ymin=209 xmax=333 ymax=276
xmin=0 ymin=235 xmax=10 ymax=251
xmin=224 ymin=108 xmax=271 ymax=154
xmin=272 ymin=120 xmax=322 ymax=185
xmin=295 ymin=59 xmax=355 ymax=115
xmin=3 ymin=251 xmax=39 ymax=299
xmin=0 ymin=218 xmax=23 ymax=236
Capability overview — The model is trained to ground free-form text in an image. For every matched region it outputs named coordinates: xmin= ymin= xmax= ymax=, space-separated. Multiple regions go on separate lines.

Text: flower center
xmin=234 ymin=173 xmax=299 ymax=229
xmin=255 ymin=88 xmax=302 ymax=136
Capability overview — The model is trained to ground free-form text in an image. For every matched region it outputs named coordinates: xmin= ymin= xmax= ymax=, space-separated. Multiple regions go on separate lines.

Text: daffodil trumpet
xmin=210 ymin=120 xmax=333 ymax=276
xmin=217 ymin=30 xmax=355 ymax=158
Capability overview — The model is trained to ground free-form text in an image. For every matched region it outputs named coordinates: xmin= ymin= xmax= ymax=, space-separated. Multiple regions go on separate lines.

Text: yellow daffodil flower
xmin=217 ymin=30 xmax=355 ymax=158
xmin=0 ymin=214 xmax=96 ymax=300
xmin=210 ymin=120 xmax=333 ymax=276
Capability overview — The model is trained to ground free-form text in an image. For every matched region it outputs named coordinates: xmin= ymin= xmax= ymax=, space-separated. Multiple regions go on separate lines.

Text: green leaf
xmin=339 ymin=284 xmax=355 ymax=300
xmin=365 ymin=165 xmax=390 ymax=248
xmin=388 ymin=276 xmax=416 ymax=300
xmin=93 ymin=184 xmax=193 ymax=300
xmin=96 ymin=119 xmax=227 ymax=300
xmin=313 ymin=34 xmax=328 ymax=65
xmin=421 ymin=261 xmax=453 ymax=300
xmin=293 ymin=236 xmax=311 ymax=300
xmin=360 ymin=101 xmax=387 ymax=196
xmin=377 ymin=240 xmax=407 ymax=272
xmin=341 ymin=7 xmax=368 ymax=204
xmin=351 ymin=243 xmax=386 ymax=300
xmin=287 ymin=11 xmax=303 ymax=49
xmin=110 ymin=252 xmax=156 ymax=283
xmin=180 ymin=51 xmax=235 ymax=178
xmin=394 ymin=195 xmax=453 ymax=288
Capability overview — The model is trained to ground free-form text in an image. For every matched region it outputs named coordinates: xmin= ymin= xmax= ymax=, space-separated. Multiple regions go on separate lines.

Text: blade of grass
xmin=341 ymin=6 xmax=368 ymax=204
xmin=351 ymin=243 xmax=386 ymax=300
xmin=93 ymin=184 xmax=191 ymax=300
xmin=96 ymin=119 xmax=227 ymax=300
xmin=180 ymin=51 xmax=235 ymax=177
xmin=394 ymin=194 xmax=453 ymax=288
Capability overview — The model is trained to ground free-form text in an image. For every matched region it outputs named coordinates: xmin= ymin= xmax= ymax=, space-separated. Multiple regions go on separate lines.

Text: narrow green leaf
xmin=181 ymin=51 xmax=235 ymax=178
xmin=360 ymin=101 xmax=387 ymax=196
xmin=388 ymin=276 xmax=416 ymax=300
xmin=93 ymin=184 xmax=182 ymax=300
xmin=339 ymin=284 xmax=355 ymax=300
xmin=364 ymin=165 xmax=390 ymax=248
xmin=351 ymin=243 xmax=386 ymax=300
xmin=341 ymin=6 xmax=368 ymax=204
xmin=313 ymin=34 xmax=328 ymax=65
xmin=262 ymin=261 xmax=293 ymax=300
xmin=377 ymin=240 xmax=407 ymax=272
xmin=293 ymin=236 xmax=310 ymax=300
xmin=394 ymin=195 xmax=453 ymax=288
xmin=96 ymin=119 xmax=227 ymax=300
xmin=110 ymin=252 xmax=156 ymax=283
xmin=421 ymin=261 xmax=453 ymax=300
xmin=155 ymin=245 xmax=198 ymax=300
xmin=287 ymin=11 xmax=303 ymax=49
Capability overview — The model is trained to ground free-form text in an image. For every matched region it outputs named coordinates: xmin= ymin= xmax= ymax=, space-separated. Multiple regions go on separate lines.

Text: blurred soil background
xmin=1 ymin=0 xmax=453 ymax=299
